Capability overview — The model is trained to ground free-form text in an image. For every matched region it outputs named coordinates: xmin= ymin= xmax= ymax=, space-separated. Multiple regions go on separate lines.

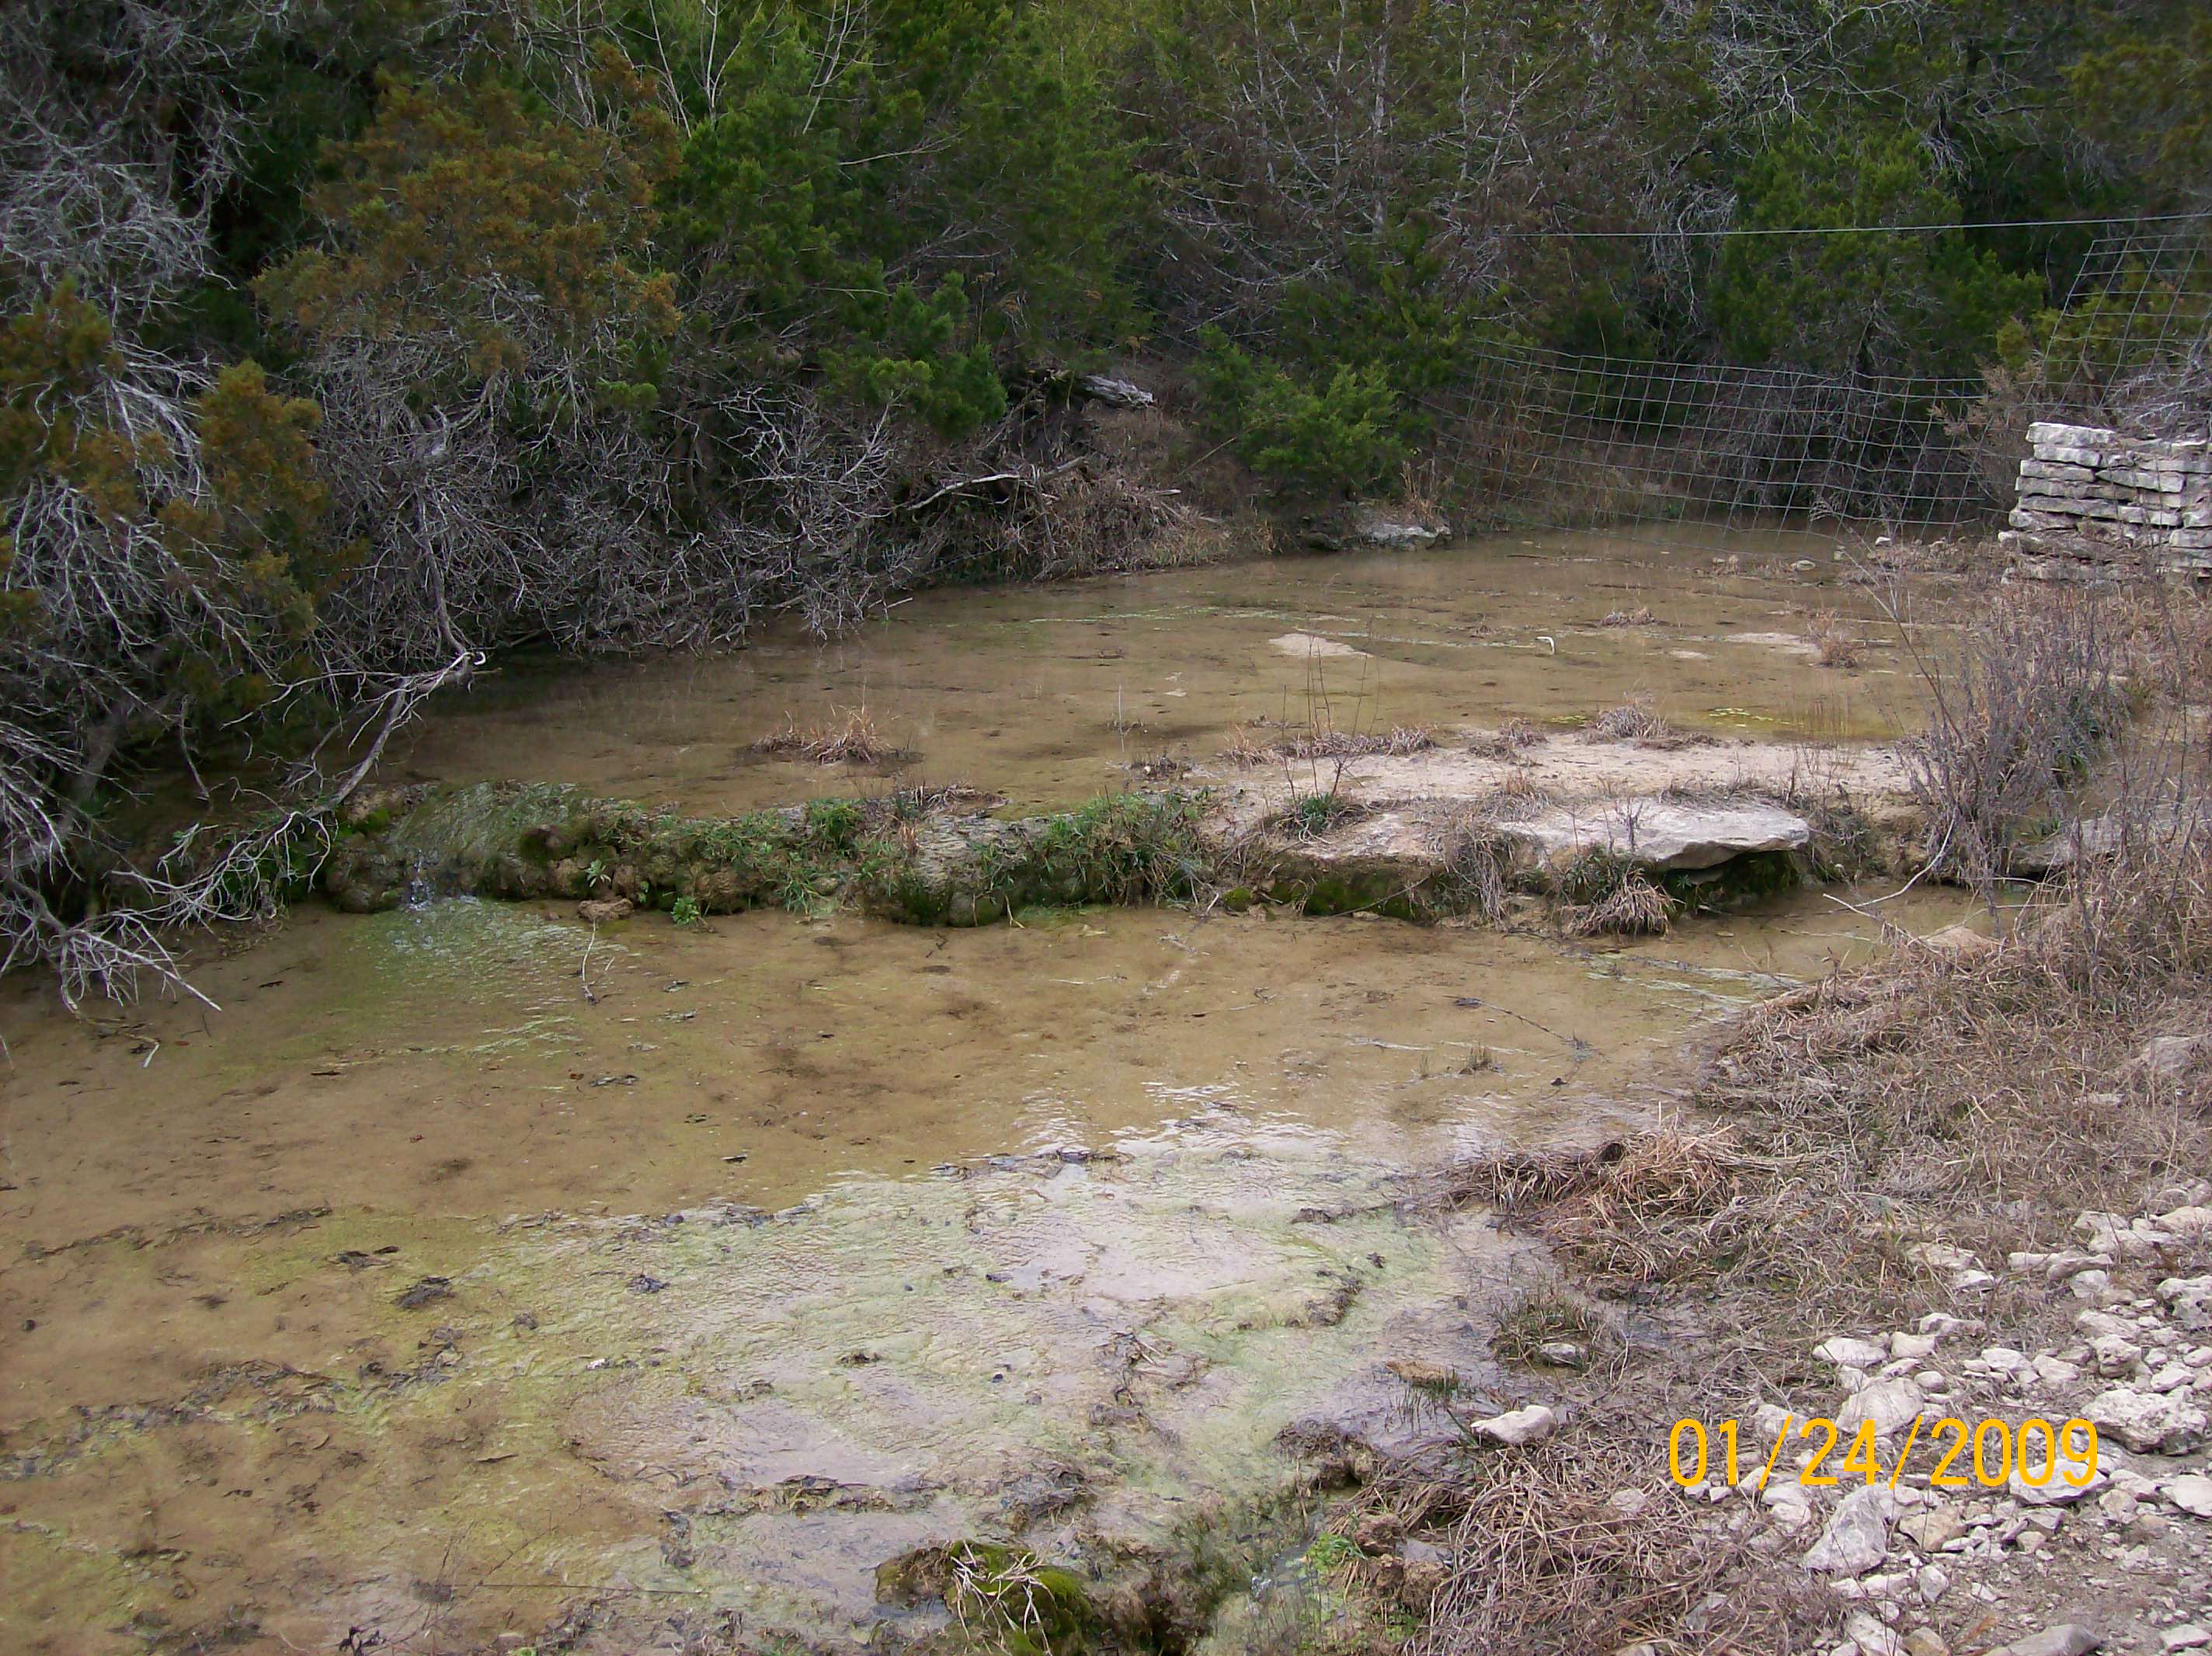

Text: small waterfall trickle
xmin=400 ymin=851 xmax=436 ymax=911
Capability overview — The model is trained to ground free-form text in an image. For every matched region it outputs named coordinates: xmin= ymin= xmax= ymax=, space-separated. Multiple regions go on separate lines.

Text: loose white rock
xmin=2140 ymin=1033 xmax=2208 ymax=1077
xmin=1803 ymin=1486 xmax=1895 ymax=1576
xmin=2092 ymin=1333 xmax=2144 ymax=1376
xmin=1908 ymin=1242 xmax=1981 ymax=1274
xmin=2085 ymin=1386 xmax=2208 ymax=1453
xmin=1989 ymin=1628 xmax=2101 ymax=1656
xmin=2162 ymin=1473 xmax=2212 ymax=1516
xmin=2158 ymin=1275 xmax=2212 ymax=1332
xmin=1845 ymin=1610 xmax=1904 ymax=1656
xmin=1840 ymin=1378 xmax=1925 ymax=1438
xmin=1898 ymin=1509 xmax=1963 ymax=1551
xmin=1469 ymin=1404 xmax=1557 ymax=1446
xmin=1817 ymin=1335 xmax=1893 ymax=1369
xmin=2010 ymin=1465 xmax=2101 ymax=1506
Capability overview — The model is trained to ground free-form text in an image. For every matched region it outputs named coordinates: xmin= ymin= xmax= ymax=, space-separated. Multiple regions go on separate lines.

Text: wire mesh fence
xmin=1420 ymin=217 xmax=2212 ymax=556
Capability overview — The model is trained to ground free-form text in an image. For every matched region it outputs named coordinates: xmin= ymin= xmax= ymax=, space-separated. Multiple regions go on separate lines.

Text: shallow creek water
xmin=383 ymin=523 xmax=1931 ymax=815
xmin=0 ymin=530 xmax=1968 ymax=1653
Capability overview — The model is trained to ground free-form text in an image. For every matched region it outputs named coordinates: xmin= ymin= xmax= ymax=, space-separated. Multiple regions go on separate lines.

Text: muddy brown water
xmin=382 ymin=524 xmax=1930 ymax=815
xmin=0 ymin=530 xmax=1969 ymax=1653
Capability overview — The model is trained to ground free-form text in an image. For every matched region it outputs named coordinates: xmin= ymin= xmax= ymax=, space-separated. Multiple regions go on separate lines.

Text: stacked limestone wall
xmin=2001 ymin=421 xmax=2212 ymax=576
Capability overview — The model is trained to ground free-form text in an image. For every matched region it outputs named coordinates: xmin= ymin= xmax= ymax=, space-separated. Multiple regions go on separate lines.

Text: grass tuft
xmin=1581 ymin=695 xmax=1698 ymax=749
xmin=753 ymin=705 xmax=913 ymax=765
xmin=1804 ymin=607 xmax=1863 ymax=668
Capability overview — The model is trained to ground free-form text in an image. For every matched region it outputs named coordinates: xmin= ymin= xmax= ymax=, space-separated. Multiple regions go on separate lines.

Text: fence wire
xmin=1421 ymin=217 xmax=2212 ymax=554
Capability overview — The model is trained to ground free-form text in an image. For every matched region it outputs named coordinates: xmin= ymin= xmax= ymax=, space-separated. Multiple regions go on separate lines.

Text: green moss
xmin=968 ymin=791 xmax=1213 ymax=918
xmin=943 ymin=1541 xmax=1094 ymax=1653
xmin=1304 ymin=1532 xmax=1360 ymax=1571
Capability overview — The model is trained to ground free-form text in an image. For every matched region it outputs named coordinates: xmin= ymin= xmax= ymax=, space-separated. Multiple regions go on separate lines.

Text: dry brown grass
xmin=1803 ymin=607 xmax=1863 ymax=668
xmin=1468 ymin=718 xmax=1548 ymax=759
xmin=1471 ymin=834 xmax=2212 ymax=1331
xmin=1488 ymin=1282 xmax=1602 ymax=1369
xmin=1219 ymin=722 xmax=1436 ymax=765
xmin=753 ymin=706 xmax=914 ymax=765
xmin=1411 ymin=1424 xmax=1835 ymax=1656
xmin=1582 ymin=695 xmax=1705 ymax=749
xmin=1560 ymin=871 xmax=1673 ymax=937
xmin=1436 ymin=805 xmax=1515 ymax=922
xmin=1374 ymin=585 xmax=2212 ymax=1656
xmin=1323 ymin=1393 xmax=1837 ymax=1656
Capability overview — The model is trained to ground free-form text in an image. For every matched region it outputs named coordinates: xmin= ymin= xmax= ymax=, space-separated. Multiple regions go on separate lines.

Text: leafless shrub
xmin=949 ymin=459 xmax=1205 ymax=583
xmin=753 ymin=707 xmax=913 ymax=766
xmin=1803 ymin=608 xmax=1863 ymax=668
xmin=1898 ymin=589 xmax=2130 ymax=886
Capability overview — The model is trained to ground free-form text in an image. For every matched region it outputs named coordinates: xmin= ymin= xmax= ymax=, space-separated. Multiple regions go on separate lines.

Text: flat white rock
xmin=1469 ymin=1404 xmax=1556 ymax=1446
xmin=2162 ymin=1473 xmax=2212 ymax=1517
xmin=1512 ymin=800 xmax=1810 ymax=871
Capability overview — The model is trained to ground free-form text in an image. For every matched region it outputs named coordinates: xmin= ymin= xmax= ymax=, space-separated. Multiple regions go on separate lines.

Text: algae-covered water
xmin=0 ymin=529 xmax=1966 ymax=1654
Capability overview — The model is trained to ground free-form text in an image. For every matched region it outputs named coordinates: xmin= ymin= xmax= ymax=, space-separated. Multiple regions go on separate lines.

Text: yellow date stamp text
xmin=1668 ymin=1414 xmax=2099 ymax=1491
